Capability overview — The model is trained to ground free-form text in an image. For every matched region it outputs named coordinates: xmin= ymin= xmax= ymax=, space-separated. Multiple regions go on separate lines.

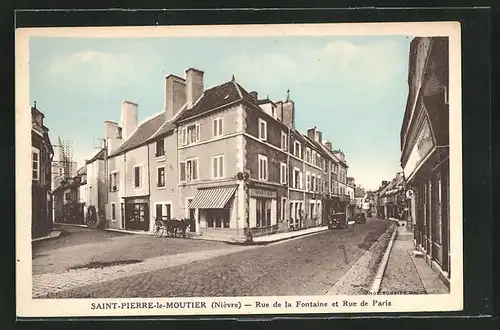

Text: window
xmin=155 ymin=139 xmax=165 ymax=157
xmin=32 ymin=148 xmax=40 ymax=181
xmin=293 ymin=168 xmax=301 ymax=189
xmin=258 ymin=119 xmax=267 ymax=141
xmin=281 ymin=131 xmax=287 ymax=150
xmin=207 ymin=209 xmax=230 ymax=228
xmin=180 ymin=124 xmax=200 ymax=146
xmin=180 ymin=158 xmax=199 ymax=182
xmin=306 ymin=148 xmax=311 ymax=163
xmin=281 ymin=198 xmax=287 ymax=222
xmin=212 ymin=155 xmax=224 ymax=179
xmin=134 ymin=165 xmax=142 ymax=188
xmin=294 ymin=141 xmax=302 ymax=158
xmin=306 ymin=172 xmax=311 ymax=191
xmin=258 ymin=154 xmax=268 ymax=181
xmin=312 ymin=174 xmax=316 ymax=191
xmin=109 ymin=171 xmax=119 ymax=191
xmin=111 ymin=203 xmax=116 ymax=220
xmin=155 ymin=203 xmax=172 ymax=221
xmin=312 ymin=150 xmax=316 ymax=166
xmin=256 ymin=199 xmax=272 ymax=227
xmin=280 ymin=163 xmax=287 ymax=184
xmin=157 ymin=167 xmax=165 ymax=187
xmin=213 ymin=118 xmax=223 ymax=137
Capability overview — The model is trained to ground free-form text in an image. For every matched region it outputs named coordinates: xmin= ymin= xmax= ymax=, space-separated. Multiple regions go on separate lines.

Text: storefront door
xmin=126 ymin=203 xmax=149 ymax=231
xmin=187 ymin=198 xmax=196 ymax=232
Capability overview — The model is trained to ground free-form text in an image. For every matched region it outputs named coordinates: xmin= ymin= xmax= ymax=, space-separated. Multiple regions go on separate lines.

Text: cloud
xmin=47 ymin=50 xmax=139 ymax=89
xmin=225 ymin=39 xmax=406 ymax=93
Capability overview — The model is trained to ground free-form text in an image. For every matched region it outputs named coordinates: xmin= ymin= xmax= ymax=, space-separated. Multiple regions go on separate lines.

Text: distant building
xmin=53 ymin=165 xmax=87 ymax=225
xmin=84 ymin=148 xmax=107 ymax=226
xmin=31 ymin=103 xmax=54 ymax=238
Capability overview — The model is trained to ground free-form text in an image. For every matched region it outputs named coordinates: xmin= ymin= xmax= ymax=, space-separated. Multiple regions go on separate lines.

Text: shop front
xmin=247 ymin=186 xmax=278 ymax=237
xmin=123 ymin=196 xmax=150 ymax=231
xmin=188 ymin=186 xmax=238 ymax=238
xmin=403 ymin=116 xmax=450 ymax=285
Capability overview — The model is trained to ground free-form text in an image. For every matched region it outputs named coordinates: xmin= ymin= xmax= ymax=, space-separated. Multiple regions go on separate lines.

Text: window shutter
xmin=213 ymin=157 xmax=217 ymax=178
xmin=213 ymin=120 xmax=217 ymax=137
xmin=180 ymin=162 xmax=186 ymax=181
xmin=219 ymin=157 xmax=224 ymax=177
xmin=196 ymin=124 xmax=200 ymax=142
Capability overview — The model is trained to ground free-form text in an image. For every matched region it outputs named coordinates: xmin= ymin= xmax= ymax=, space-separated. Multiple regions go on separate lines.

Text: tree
xmin=354 ymin=185 xmax=366 ymax=198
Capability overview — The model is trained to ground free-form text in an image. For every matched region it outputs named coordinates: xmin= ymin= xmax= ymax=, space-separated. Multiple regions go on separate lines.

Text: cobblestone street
xmin=33 ymin=218 xmax=391 ymax=298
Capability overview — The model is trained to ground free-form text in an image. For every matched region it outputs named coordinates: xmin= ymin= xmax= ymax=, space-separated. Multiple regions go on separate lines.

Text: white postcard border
xmin=16 ymin=21 xmax=463 ymax=318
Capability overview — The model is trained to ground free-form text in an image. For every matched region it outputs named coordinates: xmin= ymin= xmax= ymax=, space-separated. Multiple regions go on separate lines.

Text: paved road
xmin=50 ymin=218 xmax=390 ymax=298
xmin=33 ymin=226 xmax=230 ymax=275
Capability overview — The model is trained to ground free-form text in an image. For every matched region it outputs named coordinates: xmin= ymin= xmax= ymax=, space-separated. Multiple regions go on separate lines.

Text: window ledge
xmin=156 ymin=186 xmax=166 ymax=190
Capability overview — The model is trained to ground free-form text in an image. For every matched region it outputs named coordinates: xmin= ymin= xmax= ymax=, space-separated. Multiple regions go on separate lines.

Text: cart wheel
xmin=154 ymin=225 xmax=164 ymax=238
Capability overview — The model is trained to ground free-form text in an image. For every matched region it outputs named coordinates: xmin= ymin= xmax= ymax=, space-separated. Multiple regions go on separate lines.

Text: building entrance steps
xmin=379 ymin=225 xmax=449 ymax=294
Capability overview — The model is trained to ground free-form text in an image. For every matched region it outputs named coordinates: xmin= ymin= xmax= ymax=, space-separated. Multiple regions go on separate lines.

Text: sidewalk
xmin=379 ymin=224 xmax=449 ymax=294
xmin=106 ymin=225 xmax=329 ymax=245
xmin=32 ymin=230 xmax=62 ymax=242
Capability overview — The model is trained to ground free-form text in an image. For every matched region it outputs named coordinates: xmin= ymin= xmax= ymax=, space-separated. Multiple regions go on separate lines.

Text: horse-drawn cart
xmin=154 ymin=217 xmax=191 ymax=238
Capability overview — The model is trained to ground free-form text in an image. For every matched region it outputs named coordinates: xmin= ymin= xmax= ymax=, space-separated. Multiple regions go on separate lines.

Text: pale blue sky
xmin=30 ymin=35 xmax=412 ymax=191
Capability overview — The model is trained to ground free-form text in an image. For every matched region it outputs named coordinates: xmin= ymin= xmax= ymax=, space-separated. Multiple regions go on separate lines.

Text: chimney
xmin=165 ymin=74 xmax=186 ymax=121
xmin=120 ymin=101 xmax=138 ymax=141
xmin=282 ymin=99 xmax=295 ymax=127
xmin=323 ymin=140 xmax=333 ymax=150
xmin=314 ymin=129 xmax=322 ymax=143
xmin=275 ymin=101 xmax=283 ymax=121
xmin=185 ymin=68 xmax=204 ymax=108
xmin=104 ymin=120 xmax=122 ymax=154
xmin=249 ymin=91 xmax=258 ymax=99
xmin=307 ymin=127 xmax=316 ymax=140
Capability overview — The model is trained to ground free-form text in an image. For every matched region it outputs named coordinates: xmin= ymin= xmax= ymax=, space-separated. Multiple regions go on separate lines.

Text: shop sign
xmin=403 ymin=119 xmax=435 ymax=180
xmin=249 ymin=188 xmax=277 ymax=199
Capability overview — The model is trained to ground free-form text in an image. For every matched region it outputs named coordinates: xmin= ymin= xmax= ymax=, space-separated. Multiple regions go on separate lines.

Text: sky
xmin=29 ymin=35 xmax=412 ymax=191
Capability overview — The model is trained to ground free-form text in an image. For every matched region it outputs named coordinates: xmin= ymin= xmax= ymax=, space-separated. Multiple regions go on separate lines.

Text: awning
xmin=189 ymin=187 xmax=237 ymax=209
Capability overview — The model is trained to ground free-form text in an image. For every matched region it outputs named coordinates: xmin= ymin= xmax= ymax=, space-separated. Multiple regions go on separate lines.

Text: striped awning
xmin=189 ymin=187 xmax=236 ymax=209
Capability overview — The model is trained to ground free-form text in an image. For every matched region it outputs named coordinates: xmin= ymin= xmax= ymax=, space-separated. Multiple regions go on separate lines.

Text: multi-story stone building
xmin=31 ymin=103 xmax=54 ymax=238
xmin=100 ymin=67 xmax=353 ymax=241
xmin=400 ymin=37 xmax=450 ymax=287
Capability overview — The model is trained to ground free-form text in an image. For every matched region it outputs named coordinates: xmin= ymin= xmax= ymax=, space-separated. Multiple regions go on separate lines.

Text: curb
xmin=54 ymin=223 xmax=89 ymax=229
xmin=253 ymin=227 xmax=329 ymax=245
xmin=32 ymin=230 xmax=62 ymax=242
xmin=369 ymin=224 xmax=398 ymax=294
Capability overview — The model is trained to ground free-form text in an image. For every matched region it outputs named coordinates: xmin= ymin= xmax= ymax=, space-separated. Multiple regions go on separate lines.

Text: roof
xmin=177 ymin=80 xmax=251 ymax=123
xmin=85 ymin=148 xmax=106 ymax=164
xmin=147 ymin=104 xmax=188 ymax=141
xmin=109 ymin=112 xmax=166 ymax=157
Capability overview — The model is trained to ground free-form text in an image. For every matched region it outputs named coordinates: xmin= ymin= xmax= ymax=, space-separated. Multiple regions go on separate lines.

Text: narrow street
xmin=33 ymin=218 xmax=391 ymax=298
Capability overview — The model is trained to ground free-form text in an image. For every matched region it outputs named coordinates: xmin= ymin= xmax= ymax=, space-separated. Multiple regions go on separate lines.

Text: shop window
xmin=256 ymin=199 xmax=272 ymax=227
xmin=207 ymin=209 xmax=230 ymax=228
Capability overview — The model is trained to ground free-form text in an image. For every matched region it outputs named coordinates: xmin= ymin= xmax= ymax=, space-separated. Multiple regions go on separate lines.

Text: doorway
xmin=187 ymin=198 xmax=196 ymax=232
xmin=125 ymin=203 xmax=149 ymax=231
